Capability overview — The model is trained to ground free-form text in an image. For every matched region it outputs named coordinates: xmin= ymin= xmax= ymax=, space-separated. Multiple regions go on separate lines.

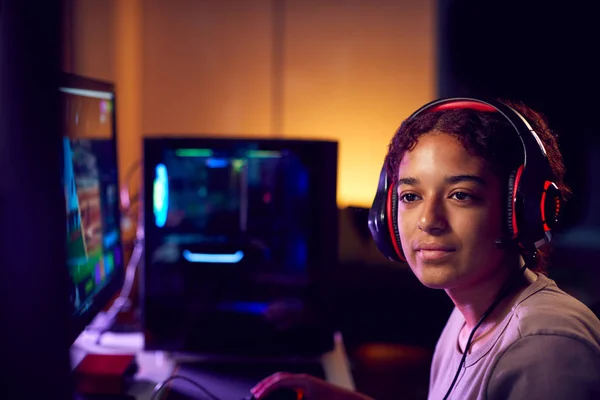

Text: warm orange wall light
xmin=280 ymin=1 xmax=436 ymax=207
xmin=69 ymin=0 xmax=435 ymax=209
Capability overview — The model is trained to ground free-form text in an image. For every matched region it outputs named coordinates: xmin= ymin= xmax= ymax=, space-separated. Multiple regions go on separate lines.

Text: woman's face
xmin=397 ymin=132 xmax=511 ymax=290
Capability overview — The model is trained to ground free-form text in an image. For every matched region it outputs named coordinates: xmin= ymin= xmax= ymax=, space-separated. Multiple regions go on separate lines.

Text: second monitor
xmin=143 ymin=137 xmax=338 ymax=357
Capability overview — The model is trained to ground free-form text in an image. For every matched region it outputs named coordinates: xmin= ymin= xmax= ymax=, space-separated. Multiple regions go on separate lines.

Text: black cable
xmin=441 ymin=254 xmax=534 ymax=400
xmin=150 ymin=374 xmax=223 ymax=400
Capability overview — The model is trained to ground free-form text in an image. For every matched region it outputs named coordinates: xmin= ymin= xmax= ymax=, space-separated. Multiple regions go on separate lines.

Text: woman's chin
xmin=411 ymin=264 xmax=459 ymax=290
xmin=419 ymin=278 xmax=453 ymax=290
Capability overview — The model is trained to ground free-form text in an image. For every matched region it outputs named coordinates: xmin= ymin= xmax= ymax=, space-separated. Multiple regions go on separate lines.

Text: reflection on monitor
xmin=143 ymin=138 xmax=338 ymax=357
xmin=150 ymin=147 xmax=309 ymax=272
xmin=60 ymin=74 xmax=124 ymax=344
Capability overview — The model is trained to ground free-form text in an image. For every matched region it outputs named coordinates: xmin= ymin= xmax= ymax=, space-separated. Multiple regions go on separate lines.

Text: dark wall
xmin=437 ymin=0 xmax=600 ymax=303
xmin=437 ymin=0 xmax=599 ymax=229
xmin=0 ymin=0 xmax=72 ymax=398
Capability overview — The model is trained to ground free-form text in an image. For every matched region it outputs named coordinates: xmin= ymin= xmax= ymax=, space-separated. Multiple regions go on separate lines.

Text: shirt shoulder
xmin=511 ymin=275 xmax=600 ymax=346
xmin=486 ymin=334 xmax=600 ymax=400
xmin=486 ymin=275 xmax=600 ymax=399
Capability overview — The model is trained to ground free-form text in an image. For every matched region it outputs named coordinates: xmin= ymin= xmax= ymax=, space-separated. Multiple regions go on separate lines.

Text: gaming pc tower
xmin=142 ymin=137 xmax=339 ymax=358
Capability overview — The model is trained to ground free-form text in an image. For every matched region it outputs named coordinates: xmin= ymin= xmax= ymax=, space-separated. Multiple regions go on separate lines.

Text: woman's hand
xmin=251 ymin=372 xmax=375 ymax=400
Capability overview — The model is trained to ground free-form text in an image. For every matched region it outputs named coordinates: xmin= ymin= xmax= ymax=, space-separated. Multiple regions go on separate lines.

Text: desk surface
xmin=72 ymin=331 xmax=355 ymax=400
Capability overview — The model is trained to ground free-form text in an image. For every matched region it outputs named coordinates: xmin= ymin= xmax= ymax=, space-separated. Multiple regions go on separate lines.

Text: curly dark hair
xmin=384 ymin=99 xmax=571 ymax=273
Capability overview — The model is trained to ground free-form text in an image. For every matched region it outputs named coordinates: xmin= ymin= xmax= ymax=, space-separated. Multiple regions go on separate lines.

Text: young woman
xmin=250 ymin=98 xmax=600 ymax=400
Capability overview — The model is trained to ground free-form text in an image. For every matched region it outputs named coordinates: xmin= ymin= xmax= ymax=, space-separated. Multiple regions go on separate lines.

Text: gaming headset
xmin=368 ymin=97 xmax=563 ymax=263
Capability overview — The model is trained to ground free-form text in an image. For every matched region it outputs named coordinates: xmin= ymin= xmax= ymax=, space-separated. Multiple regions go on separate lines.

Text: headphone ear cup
xmin=541 ymin=181 xmax=562 ymax=233
xmin=368 ymin=168 xmax=405 ymax=263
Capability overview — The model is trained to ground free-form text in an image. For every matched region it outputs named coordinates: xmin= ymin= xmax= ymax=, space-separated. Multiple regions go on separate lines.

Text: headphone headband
xmin=426 ymin=100 xmax=497 ymax=113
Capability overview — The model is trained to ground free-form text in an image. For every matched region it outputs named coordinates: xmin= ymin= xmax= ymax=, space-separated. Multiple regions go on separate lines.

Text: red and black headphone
xmin=368 ymin=97 xmax=563 ymax=263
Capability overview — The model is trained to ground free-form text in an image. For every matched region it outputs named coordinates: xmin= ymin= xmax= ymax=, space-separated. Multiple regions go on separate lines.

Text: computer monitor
xmin=59 ymin=73 xmax=125 ymax=344
xmin=142 ymin=137 xmax=338 ymax=357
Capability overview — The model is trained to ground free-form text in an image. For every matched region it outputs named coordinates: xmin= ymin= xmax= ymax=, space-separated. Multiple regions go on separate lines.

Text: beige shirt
xmin=428 ymin=273 xmax=600 ymax=400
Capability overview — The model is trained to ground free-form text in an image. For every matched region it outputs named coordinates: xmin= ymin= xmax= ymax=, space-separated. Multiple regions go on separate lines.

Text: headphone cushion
xmin=390 ymin=188 xmax=403 ymax=258
xmin=506 ymin=167 xmax=523 ymax=239
xmin=506 ymin=170 xmax=516 ymax=236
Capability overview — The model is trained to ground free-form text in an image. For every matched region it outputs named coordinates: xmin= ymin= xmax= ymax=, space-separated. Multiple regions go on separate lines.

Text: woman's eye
xmin=399 ymin=193 xmax=420 ymax=203
xmin=451 ymin=192 xmax=472 ymax=201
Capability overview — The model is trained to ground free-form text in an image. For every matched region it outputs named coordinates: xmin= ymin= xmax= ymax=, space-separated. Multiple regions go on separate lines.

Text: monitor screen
xmin=60 ymin=73 xmax=125 ymax=344
xmin=143 ymin=137 xmax=338 ymax=357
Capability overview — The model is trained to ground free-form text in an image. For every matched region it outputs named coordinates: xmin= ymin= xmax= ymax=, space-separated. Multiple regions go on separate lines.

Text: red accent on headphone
xmin=541 ymin=180 xmax=560 ymax=232
xmin=386 ymin=184 xmax=405 ymax=261
xmin=542 ymin=224 xmax=550 ymax=233
xmin=511 ymin=165 xmax=524 ymax=239
xmin=541 ymin=181 xmax=549 ymax=231
xmin=428 ymin=101 xmax=497 ymax=113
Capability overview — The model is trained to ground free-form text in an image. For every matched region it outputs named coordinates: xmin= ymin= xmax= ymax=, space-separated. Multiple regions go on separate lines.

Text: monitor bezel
xmin=60 ymin=72 xmax=126 ymax=345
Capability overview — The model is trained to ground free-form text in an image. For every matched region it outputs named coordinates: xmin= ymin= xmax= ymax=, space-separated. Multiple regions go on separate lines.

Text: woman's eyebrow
xmin=397 ymin=175 xmax=487 ymax=186
xmin=445 ymin=174 xmax=487 ymax=186
xmin=397 ymin=177 xmax=419 ymax=186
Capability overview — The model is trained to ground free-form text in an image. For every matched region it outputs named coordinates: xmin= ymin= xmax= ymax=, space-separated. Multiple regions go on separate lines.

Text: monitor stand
xmin=85 ymin=310 xmax=116 ymax=331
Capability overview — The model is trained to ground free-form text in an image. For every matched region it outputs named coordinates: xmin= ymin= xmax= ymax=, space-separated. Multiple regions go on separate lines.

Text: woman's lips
xmin=413 ymin=243 xmax=456 ymax=262
xmin=416 ymin=249 xmax=455 ymax=261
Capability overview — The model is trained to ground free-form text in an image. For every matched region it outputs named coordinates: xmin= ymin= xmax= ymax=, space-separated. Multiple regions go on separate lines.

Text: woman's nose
xmin=417 ymin=197 xmax=448 ymax=234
